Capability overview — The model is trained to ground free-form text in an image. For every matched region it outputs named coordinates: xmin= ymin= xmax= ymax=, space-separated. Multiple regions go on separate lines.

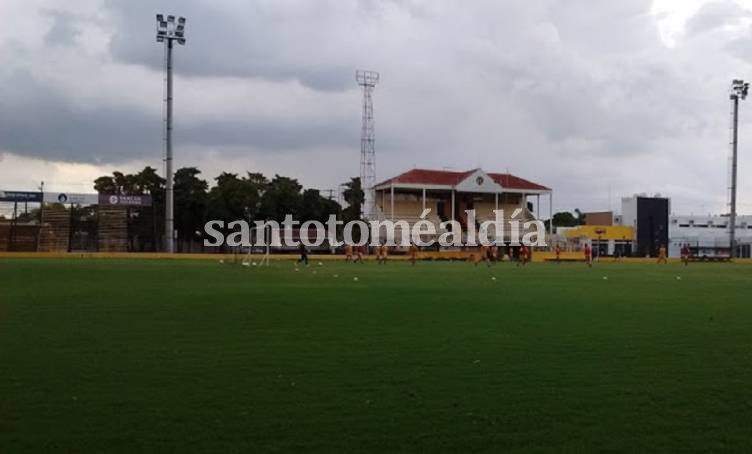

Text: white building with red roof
xmin=373 ymin=168 xmax=552 ymax=242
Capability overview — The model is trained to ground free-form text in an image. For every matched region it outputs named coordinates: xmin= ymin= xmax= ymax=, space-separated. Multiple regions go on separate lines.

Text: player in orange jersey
xmin=518 ymin=244 xmax=529 ymax=266
xmin=476 ymin=244 xmax=490 ymax=267
xmin=680 ymin=243 xmax=690 ymax=266
xmin=583 ymin=243 xmax=592 ymax=267
xmin=657 ymin=244 xmax=668 ymax=264
xmin=377 ymin=242 xmax=388 ymax=264
xmin=408 ymin=242 xmax=418 ymax=265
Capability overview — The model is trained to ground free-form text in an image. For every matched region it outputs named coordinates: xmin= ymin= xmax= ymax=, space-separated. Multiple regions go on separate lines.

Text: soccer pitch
xmin=2 ymin=259 xmax=751 ymax=452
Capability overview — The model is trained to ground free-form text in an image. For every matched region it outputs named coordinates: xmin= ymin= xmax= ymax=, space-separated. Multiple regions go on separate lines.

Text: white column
xmin=494 ymin=192 xmax=500 ymax=243
xmin=549 ymin=191 xmax=553 ymax=236
xmin=422 ymin=187 xmax=426 ymax=212
xmin=451 ymin=190 xmax=455 ymax=223
xmin=537 ymin=194 xmax=540 ymax=218
xmin=390 ymin=185 xmax=395 ymax=220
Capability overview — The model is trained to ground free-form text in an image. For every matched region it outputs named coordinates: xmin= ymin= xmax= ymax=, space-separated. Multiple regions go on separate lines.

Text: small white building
xmin=669 ymin=214 xmax=752 ymax=258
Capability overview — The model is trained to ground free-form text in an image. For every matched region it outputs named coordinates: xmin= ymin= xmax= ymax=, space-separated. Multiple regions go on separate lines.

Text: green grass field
xmin=2 ymin=258 xmax=751 ymax=452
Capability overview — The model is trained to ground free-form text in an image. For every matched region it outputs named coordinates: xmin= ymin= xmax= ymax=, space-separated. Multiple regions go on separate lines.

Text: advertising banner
xmin=98 ymin=194 xmax=153 ymax=207
xmin=0 ymin=190 xmax=43 ymax=203
xmin=43 ymin=192 xmax=100 ymax=205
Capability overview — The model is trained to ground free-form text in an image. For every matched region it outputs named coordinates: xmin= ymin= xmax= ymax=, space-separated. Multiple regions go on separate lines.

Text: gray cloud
xmin=44 ymin=10 xmax=80 ymax=46
xmin=727 ymin=25 xmax=752 ymax=60
xmin=686 ymin=0 xmax=750 ymax=36
xmin=181 ymin=117 xmax=356 ymax=150
xmin=105 ymin=0 xmax=358 ymax=92
xmin=0 ymin=71 xmax=160 ymax=163
xmin=0 ymin=70 xmax=356 ymax=164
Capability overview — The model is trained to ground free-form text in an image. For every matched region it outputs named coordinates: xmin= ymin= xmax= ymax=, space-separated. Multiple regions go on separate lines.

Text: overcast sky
xmin=2 ymin=0 xmax=752 ymax=215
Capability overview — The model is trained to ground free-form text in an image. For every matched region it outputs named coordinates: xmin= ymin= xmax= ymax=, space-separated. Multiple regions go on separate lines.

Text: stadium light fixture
xmin=155 ymin=13 xmax=187 ymax=253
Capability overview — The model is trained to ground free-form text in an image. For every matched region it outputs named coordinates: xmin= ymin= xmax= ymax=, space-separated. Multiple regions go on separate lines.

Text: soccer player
xmin=554 ymin=244 xmax=561 ymax=263
xmin=377 ymin=242 xmax=388 ymax=265
xmin=519 ymin=244 xmax=529 ymax=266
xmin=298 ymin=243 xmax=309 ymax=266
xmin=681 ymin=243 xmax=690 ymax=266
xmin=408 ymin=242 xmax=418 ymax=265
xmin=476 ymin=244 xmax=490 ymax=267
xmin=657 ymin=244 xmax=668 ymax=264
xmin=584 ymin=243 xmax=592 ymax=268
xmin=490 ymin=243 xmax=499 ymax=264
xmin=344 ymin=243 xmax=353 ymax=263
xmin=355 ymin=245 xmax=364 ymax=264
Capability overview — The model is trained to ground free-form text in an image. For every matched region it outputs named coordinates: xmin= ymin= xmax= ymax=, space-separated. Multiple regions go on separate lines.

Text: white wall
xmin=669 ymin=214 xmax=752 ymax=256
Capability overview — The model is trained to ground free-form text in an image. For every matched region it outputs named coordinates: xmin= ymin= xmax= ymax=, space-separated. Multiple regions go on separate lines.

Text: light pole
xmin=156 ymin=14 xmax=186 ymax=253
xmin=729 ymin=79 xmax=748 ymax=259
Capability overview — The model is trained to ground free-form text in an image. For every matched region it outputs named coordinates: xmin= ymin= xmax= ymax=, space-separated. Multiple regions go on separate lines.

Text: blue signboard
xmin=0 ymin=190 xmax=43 ymax=203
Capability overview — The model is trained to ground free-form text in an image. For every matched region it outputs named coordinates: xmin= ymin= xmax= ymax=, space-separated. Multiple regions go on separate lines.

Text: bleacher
xmin=376 ymin=197 xmax=545 ymax=246
xmin=376 ymin=198 xmax=446 ymax=244
xmin=472 ymin=202 xmax=537 ymax=241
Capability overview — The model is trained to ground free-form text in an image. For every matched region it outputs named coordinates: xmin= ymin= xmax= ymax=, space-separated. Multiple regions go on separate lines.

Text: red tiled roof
xmin=375 ymin=168 xmax=549 ymax=191
xmin=376 ymin=169 xmax=474 ymax=186
xmin=487 ymin=172 xmax=549 ymax=191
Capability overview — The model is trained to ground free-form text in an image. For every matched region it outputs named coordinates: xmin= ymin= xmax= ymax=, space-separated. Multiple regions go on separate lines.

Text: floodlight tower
xmin=729 ymin=79 xmax=748 ymax=258
xmin=356 ymin=70 xmax=379 ymax=220
xmin=156 ymin=14 xmax=186 ymax=253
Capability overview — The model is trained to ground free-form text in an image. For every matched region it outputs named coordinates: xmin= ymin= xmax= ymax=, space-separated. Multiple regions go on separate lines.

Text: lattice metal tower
xmin=729 ymin=79 xmax=748 ymax=258
xmin=356 ymin=70 xmax=379 ymax=220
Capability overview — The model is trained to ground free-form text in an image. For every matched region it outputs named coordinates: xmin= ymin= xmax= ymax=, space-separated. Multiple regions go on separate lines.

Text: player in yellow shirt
xmin=657 ymin=244 xmax=668 ymax=264
xmin=408 ymin=242 xmax=418 ymax=265
xmin=344 ymin=243 xmax=353 ymax=263
xmin=377 ymin=242 xmax=388 ymax=264
xmin=475 ymin=244 xmax=490 ymax=267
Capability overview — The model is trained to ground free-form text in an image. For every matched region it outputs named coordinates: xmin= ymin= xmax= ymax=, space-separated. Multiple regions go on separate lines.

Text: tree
xmin=89 ymin=166 xmax=355 ymax=251
xmin=544 ymin=211 xmax=581 ymax=231
xmin=300 ymin=189 xmax=341 ymax=223
xmin=94 ymin=176 xmax=117 ymax=194
xmin=342 ymin=177 xmax=364 ymax=223
xmin=174 ymin=167 xmax=208 ymax=249
xmin=258 ymin=175 xmax=303 ymax=222
xmin=574 ymin=208 xmax=585 ymax=225
xmin=554 ymin=211 xmax=580 ymax=227
xmin=134 ymin=167 xmax=165 ymax=196
xmin=207 ymin=172 xmax=264 ymax=223
xmin=131 ymin=167 xmax=166 ymax=251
